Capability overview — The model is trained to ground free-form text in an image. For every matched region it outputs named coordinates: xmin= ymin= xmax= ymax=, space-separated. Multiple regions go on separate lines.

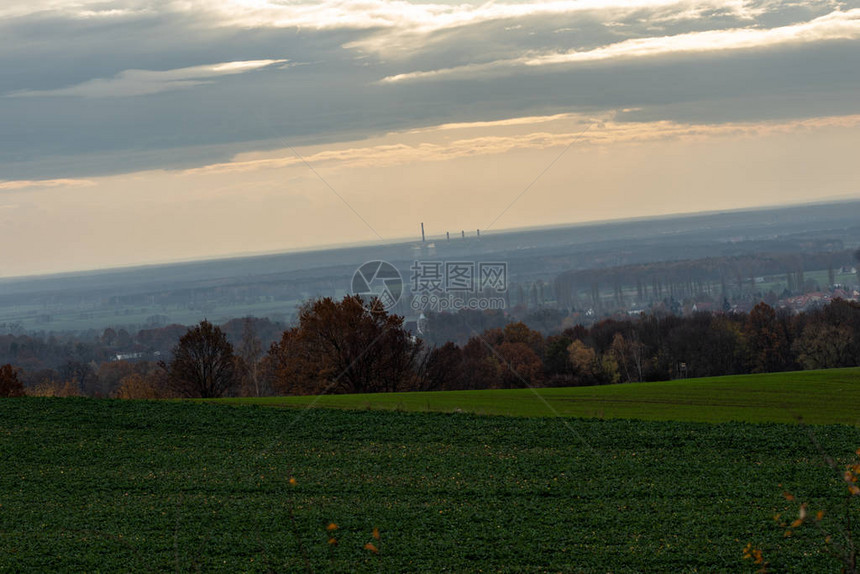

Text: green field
xmin=1 ymin=397 xmax=859 ymax=572
xmin=217 ymin=368 xmax=860 ymax=426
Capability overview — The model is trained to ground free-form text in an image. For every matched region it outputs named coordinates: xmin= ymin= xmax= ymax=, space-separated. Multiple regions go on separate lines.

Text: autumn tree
xmin=422 ymin=342 xmax=467 ymax=391
xmin=97 ymin=360 xmax=137 ymax=392
xmin=166 ymin=320 xmax=237 ymax=398
xmin=567 ymin=339 xmax=619 ymax=385
xmin=544 ymin=334 xmax=575 ymax=382
xmin=599 ymin=353 xmax=621 ymax=384
xmin=791 ymin=299 xmax=860 ymax=369
xmin=59 ymin=360 xmax=96 ymax=395
xmin=568 ymin=340 xmax=597 ymax=381
xmin=495 ymin=341 xmax=544 ymax=388
xmin=793 ymin=322 xmax=853 ymax=370
xmin=267 ymin=295 xmax=422 ymax=395
xmin=476 ymin=322 xmax=545 ymax=388
xmin=460 ymin=337 xmax=502 ymax=390
xmin=706 ymin=316 xmax=747 ymax=376
xmin=27 ymin=380 xmax=82 ymax=397
xmin=0 ymin=364 xmax=24 ymax=397
xmin=825 ymin=298 xmax=860 ymax=362
xmin=746 ymin=302 xmax=791 ymax=373
xmin=610 ymin=333 xmax=645 ymax=383
xmin=112 ymin=372 xmax=172 ymax=399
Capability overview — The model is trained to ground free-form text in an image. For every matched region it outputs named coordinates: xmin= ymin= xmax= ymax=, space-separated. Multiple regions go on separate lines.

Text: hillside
xmin=217 ymin=368 xmax=860 ymax=426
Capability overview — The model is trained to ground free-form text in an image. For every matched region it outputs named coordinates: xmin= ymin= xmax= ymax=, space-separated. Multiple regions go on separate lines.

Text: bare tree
xmin=238 ymin=318 xmax=264 ymax=397
xmin=166 ymin=320 xmax=237 ymax=398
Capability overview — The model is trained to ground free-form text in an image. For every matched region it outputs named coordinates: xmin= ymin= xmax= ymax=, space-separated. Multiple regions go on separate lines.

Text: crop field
xmin=219 ymin=368 xmax=860 ymax=426
xmin=1 ymin=397 xmax=859 ymax=572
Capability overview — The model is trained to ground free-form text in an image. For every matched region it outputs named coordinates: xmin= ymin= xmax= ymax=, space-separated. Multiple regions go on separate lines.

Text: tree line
xmin=3 ymin=295 xmax=859 ymax=399
xmin=422 ymin=298 xmax=860 ymax=389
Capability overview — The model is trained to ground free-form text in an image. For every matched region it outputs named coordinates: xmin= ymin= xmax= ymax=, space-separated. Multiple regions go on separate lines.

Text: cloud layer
xmin=2 ymin=0 xmax=858 ymax=179
xmin=1 ymin=0 xmax=859 ymax=275
xmin=177 ymin=112 xmax=860 ymax=176
xmin=382 ymin=8 xmax=860 ymax=82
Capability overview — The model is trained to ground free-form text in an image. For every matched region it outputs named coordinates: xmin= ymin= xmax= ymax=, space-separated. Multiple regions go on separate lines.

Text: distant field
xmin=217 ymin=368 xmax=860 ymax=426
xmin=2 ymin=398 xmax=859 ymax=572
xmin=0 ymin=298 xmax=302 ymax=333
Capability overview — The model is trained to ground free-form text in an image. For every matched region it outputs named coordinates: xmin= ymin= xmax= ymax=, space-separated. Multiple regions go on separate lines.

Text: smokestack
xmin=446 ymin=231 xmax=450 ymax=241
xmin=421 ymin=222 xmax=425 ymax=242
xmin=477 ymin=229 xmax=480 ymax=238
xmin=461 ymin=230 xmax=465 ymax=239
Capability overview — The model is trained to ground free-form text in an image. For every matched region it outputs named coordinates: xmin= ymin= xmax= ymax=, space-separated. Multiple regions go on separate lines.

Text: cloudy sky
xmin=1 ymin=0 xmax=859 ymax=277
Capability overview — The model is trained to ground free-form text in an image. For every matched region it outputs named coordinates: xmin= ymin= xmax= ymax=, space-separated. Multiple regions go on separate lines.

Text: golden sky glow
xmin=2 ymin=111 xmax=858 ymax=277
xmin=1 ymin=0 xmax=859 ymax=276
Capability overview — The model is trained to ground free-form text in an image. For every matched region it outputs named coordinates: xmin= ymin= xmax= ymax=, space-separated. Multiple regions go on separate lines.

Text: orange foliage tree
xmin=267 ymin=295 xmax=422 ymax=395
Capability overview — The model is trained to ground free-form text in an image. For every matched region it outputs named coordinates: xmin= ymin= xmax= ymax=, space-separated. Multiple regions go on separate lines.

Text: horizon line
xmin=2 ymin=195 xmax=858 ymax=283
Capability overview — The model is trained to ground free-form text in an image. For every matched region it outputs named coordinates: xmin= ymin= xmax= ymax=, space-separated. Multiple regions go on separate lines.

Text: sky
xmin=1 ymin=0 xmax=859 ymax=277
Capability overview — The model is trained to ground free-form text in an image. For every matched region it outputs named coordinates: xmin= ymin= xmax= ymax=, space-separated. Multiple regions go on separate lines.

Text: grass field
xmin=216 ymin=368 xmax=860 ymax=426
xmin=1 ymin=397 xmax=859 ymax=572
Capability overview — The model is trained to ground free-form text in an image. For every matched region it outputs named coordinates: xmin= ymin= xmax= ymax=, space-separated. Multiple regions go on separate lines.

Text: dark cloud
xmin=2 ymin=0 xmax=859 ymax=180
